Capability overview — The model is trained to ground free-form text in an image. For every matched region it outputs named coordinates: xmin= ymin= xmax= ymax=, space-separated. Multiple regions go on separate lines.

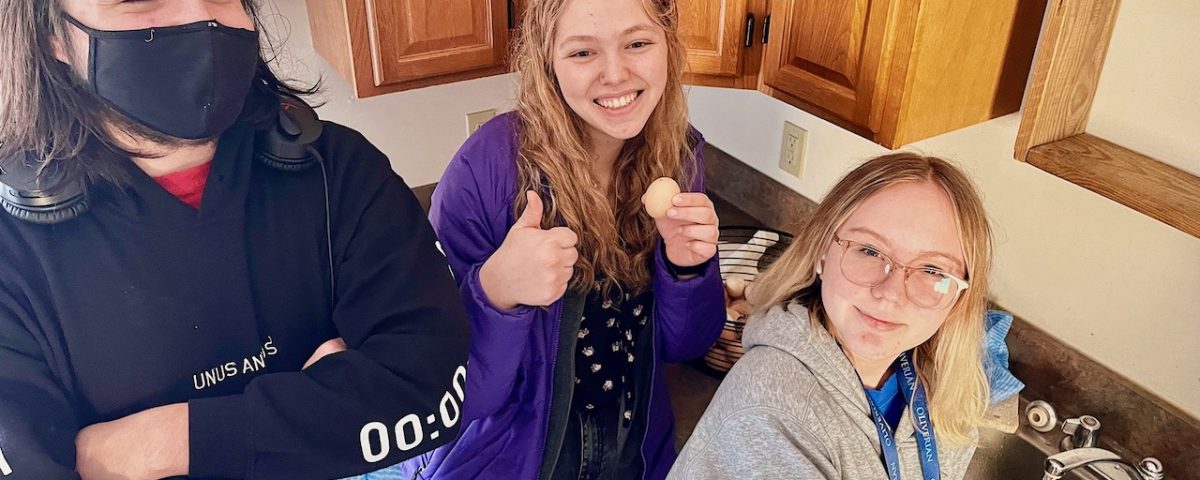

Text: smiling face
xmin=819 ymin=181 xmax=967 ymax=366
xmin=551 ymin=0 xmax=669 ymax=146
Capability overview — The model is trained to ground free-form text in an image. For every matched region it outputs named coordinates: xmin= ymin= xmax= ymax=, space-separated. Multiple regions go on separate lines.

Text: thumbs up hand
xmin=480 ymin=191 xmax=580 ymax=311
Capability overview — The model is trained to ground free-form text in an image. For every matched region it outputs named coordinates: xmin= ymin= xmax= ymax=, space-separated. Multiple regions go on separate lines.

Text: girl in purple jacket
xmin=407 ymin=0 xmax=726 ymax=478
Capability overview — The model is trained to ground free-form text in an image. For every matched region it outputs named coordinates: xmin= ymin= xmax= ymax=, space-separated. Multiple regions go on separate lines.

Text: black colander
xmin=701 ymin=226 xmax=794 ymax=377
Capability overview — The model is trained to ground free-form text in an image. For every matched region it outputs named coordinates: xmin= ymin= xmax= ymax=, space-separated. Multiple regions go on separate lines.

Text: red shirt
xmin=152 ymin=161 xmax=212 ymax=209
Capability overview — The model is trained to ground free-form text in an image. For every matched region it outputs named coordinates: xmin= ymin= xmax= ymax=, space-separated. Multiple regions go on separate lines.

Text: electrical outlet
xmin=779 ymin=121 xmax=809 ymax=178
xmin=466 ymin=109 xmax=497 ymax=135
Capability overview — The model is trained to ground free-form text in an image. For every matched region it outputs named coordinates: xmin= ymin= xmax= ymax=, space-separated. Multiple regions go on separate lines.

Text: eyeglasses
xmin=831 ymin=235 xmax=969 ymax=310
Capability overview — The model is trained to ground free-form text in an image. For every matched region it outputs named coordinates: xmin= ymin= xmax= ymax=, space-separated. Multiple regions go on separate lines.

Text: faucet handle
xmin=1136 ymin=457 xmax=1164 ymax=480
xmin=1062 ymin=415 xmax=1101 ymax=449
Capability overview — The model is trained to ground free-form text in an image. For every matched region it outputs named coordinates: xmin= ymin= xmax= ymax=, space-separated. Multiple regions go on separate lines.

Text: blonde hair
xmin=511 ymin=0 xmax=695 ymax=296
xmin=749 ymin=153 xmax=993 ymax=446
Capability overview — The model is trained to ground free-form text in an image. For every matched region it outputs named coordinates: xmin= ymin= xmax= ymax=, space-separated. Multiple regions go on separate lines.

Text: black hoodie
xmin=0 ymin=122 xmax=471 ymax=479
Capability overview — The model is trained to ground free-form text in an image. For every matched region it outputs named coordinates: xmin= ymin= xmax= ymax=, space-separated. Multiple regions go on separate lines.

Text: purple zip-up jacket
xmin=405 ymin=112 xmax=724 ymax=479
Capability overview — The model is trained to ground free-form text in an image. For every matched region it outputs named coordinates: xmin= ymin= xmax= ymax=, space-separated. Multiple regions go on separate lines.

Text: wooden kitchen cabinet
xmin=306 ymin=0 xmax=511 ymax=98
xmin=761 ymin=0 xmax=1045 ymax=147
xmin=679 ymin=0 xmax=767 ymax=89
xmin=304 ymin=0 xmax=1044 ymax=148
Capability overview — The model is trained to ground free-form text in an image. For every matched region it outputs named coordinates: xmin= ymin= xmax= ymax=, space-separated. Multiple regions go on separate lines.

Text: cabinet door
xmin=680 ymin=0 xmax=750 ymax=79
xmin=365 ymin=0 xmax=509 ymax=87
xmin=761 ymin=0 xmax=894 ymax=130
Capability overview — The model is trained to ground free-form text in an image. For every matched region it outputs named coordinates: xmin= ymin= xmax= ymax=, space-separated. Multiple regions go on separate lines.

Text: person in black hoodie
xmin=0 ymin=1 xmax=471 ymax=479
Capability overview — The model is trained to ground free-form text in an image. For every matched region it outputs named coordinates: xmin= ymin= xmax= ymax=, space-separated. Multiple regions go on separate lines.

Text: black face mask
xmin=64 ymin=15 xmax=260 ymax=140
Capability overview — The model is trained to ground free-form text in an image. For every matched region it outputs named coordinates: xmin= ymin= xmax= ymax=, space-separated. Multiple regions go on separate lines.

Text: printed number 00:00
xmin=359 ymin=366 xmax=467 ymax=463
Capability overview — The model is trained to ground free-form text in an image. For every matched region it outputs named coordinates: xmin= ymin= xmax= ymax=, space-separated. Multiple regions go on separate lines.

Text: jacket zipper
xmin=537 ymin=303 xmax=566 ymax=480
xmin=639 ymin=304 xmax=658 ymax=480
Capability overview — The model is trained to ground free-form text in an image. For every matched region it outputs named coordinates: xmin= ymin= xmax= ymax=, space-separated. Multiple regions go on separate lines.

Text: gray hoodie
xmin=669 ymin=303 xmax=976 ymax=480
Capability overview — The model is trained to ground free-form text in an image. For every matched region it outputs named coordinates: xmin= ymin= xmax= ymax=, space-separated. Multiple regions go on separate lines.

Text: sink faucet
xmin=1042 ymin=414 xmax=1167 ymax=480
xmin=1042 ymin=448 xmax=1165 ymax=480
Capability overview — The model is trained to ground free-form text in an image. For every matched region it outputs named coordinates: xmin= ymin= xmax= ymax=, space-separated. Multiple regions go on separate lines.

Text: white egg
xmin=643 ymin=177 xmax=681 ymax=219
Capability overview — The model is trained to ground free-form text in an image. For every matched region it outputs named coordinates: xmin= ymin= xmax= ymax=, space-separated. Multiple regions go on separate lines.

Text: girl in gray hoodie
xmin=671 ymin=153 xmax=994 ymax=480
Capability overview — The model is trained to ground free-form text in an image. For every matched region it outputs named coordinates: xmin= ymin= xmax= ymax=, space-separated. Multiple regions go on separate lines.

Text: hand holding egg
xmin=642 ymin=177 xmax=719 ymax=270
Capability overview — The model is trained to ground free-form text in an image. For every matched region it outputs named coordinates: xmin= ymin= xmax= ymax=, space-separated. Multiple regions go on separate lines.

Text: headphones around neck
xmin=0 ymin=94 xmax=324 ymax=225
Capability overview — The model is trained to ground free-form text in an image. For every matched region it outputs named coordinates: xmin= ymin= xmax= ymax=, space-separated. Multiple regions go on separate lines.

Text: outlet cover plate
xmin=466 ymin=109 xmax=497 ymax=135
xmin=779 ymin=121 xmax=809 ymax=178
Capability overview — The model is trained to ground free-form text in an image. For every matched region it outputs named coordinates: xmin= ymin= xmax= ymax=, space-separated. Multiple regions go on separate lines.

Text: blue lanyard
xmin=864 ymin=351 xmax=940 ymax=480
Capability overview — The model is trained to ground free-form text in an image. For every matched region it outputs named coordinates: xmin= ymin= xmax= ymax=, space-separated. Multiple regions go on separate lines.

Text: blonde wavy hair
xmin=512 ymin=0 xmax=695 ymax=296
xmin=749 ymin=153 xmax=993 ymax=446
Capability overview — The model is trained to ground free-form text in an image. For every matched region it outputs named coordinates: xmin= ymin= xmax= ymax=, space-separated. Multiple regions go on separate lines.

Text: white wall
xmin=268 ymin=2 xmax=1200 ymax=419
xmin=1087 ymin=0 xmax=1200 ymax=176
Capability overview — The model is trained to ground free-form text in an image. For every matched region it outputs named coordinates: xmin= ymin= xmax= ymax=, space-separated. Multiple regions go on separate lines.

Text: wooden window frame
xmin=1016 ymin=0 xmax=1200 ymax=238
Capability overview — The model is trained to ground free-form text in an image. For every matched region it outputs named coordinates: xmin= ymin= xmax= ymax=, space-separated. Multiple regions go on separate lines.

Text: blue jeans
xmin=551 ymin=406 xmax=621 ymax=480
xmin=340 ymin=462 xmax=409 ymax=480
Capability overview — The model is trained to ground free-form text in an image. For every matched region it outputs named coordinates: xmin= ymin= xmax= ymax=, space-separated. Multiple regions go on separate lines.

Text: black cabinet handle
xmin=744 ymin=14 xmax=756 ymax=48
xmin=762 ymin=14 xmax=771 ymax=45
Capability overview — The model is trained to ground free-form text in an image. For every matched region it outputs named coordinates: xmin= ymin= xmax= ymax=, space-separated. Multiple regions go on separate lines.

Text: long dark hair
xmin=0 ymin=1 xmax=317 ymax=190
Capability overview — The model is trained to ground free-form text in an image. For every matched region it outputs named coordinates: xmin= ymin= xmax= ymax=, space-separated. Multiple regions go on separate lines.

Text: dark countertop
xmin=711 ymin=194 xmax=764 ymax=229
xmin=666 ymin=362 xmax=724 ymax=449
